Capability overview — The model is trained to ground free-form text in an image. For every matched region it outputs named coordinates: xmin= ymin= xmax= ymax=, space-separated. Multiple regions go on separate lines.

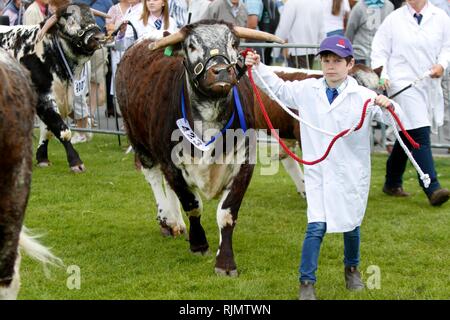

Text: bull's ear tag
xmin=164 ymin=46 xmax=173 ymax=56
xmin=176 ymin=118 xmax=211 ymax=151
xmin=210 ymin=49 xmax=219 ymax=56
xmin=73 ymin=64 xmax=88 ymax=97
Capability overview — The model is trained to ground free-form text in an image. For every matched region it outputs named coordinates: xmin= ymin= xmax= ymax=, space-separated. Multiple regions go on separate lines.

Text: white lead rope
xmin=254 ymin=69 xmax=342 ymax=136
xmin=386 ymin=111 xmax=431 ymax=188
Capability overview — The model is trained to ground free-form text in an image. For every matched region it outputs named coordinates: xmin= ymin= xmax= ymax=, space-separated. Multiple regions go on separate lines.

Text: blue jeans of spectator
xmin=326 ymin=29 xmax=344 ymax=37
xmin=385 ymin=126 xmax=440 ymax=196
xmin=299 ymin=222 xmax=360 ymax=283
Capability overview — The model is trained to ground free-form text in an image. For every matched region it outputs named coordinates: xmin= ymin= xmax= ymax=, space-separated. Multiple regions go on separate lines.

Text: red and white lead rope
xmin=246 ymin=64 xmax=430 ymax=188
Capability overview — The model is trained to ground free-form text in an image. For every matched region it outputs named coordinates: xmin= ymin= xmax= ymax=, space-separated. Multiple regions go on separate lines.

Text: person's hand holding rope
xmin=244 ymin=50 xmax=261 ymax=68
xmin=429 ymin=64 xmax=444 ymax=78
xmin=374 ymin=94 xmax=394 ymax=111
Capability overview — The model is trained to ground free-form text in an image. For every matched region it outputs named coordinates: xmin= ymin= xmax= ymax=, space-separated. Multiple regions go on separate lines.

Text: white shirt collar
xmin=324 ymin=77 xmax=349 ymax=95
xmin=407 ymin=1 xmax=429 ymax=15
xmin=227 ymin=0 xmax=241 ymax=17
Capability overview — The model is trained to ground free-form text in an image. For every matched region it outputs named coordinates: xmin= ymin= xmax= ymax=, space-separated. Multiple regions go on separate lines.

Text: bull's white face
xmin=184 ymin=24 xmax=239 ymax=69
xmin=183 ymin=24 xmax=240 ymax=98
xmin=56 ymin=4 xmax=102 ymax=55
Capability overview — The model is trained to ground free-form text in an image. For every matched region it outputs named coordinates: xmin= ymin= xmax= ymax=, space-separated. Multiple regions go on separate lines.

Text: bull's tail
xmin=19 ymin=227 xmax=63 ymax=267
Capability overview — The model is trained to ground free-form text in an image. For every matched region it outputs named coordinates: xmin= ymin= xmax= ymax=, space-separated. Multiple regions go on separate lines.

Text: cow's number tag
xmin=74 ymin=64 xmax=88 ymax=97
xmin=176 ymin=118 xmax=211 ymax=151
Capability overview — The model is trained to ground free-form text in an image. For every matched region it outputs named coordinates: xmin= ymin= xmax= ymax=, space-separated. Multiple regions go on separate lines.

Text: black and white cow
xmin=0 ymin=1 xmax=108 ymax=172
xmin=0 ymin=48 xmax=61 ymax=300
xmin=115 ymin=21 xmax=283 ymax=276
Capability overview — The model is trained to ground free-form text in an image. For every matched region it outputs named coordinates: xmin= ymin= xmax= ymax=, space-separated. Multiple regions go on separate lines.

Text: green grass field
xmin=19 ymin=133 xmax=450 ymax=300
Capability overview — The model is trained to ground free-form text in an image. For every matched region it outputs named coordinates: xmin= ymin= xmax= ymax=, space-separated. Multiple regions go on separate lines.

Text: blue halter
xmin=180 ymin=85 xmax=247 ymax=147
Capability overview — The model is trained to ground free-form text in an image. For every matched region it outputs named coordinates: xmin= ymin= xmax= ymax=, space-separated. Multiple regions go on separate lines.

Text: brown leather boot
xmin=428 ymin=188 xmax=450 ymax=206
xmin=382 ymin=185 xmax=410 ymax=197
xmin=344 ymin=266 xmax=364 ymax=291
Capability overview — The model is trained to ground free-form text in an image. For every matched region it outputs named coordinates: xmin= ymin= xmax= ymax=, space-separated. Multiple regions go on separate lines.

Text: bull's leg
xmin=36 ymin=95 xmax=85 ymax=172
xmin=36 ymin=120 xmax=52 ymax=167
xmin=141 ymin=165 xmax=186 ymax=237
xmin=281 ymin=156 xmax=306 ymax=198
xmin=160 ymin=166 xmax=209 ymax=255
xmin=185 ymin=191 xmax=209 ymax=255
xmin=278 ymin=141 xmax=306 ymax=198
xmin=0 ymin=154 xmax=30 ymax=299
xmin=215 ymin=163 xmax=255 ymax=277
xmin=0 ymin=253 xmax=21 ymax=300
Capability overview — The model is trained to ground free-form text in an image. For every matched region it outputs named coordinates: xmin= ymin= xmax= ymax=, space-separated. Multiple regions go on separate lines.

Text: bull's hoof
xmin=190 ymin=243 xmax=209 ymax=255
xmin=36 ymin=161 xmax=51 ymax=168
xmin=214 ymin=267 xmax=238 ymax=277
xmin=70 ymin=164 xmax=86 ymax=173
xmin=160 ymin=225 xmax=186 ymax=238
xmin=192 ymin=248 xmax=211 ymax=256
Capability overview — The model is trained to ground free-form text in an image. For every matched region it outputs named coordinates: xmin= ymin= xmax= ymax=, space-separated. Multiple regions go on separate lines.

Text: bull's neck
xmin=0 ymin=26 xmax=41 ymax=61
xmin=46 ymin=35 xmax=89 ymax=81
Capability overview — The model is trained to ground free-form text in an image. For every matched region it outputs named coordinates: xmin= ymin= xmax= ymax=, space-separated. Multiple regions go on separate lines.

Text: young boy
xmin=245 ymin=36 xmax=399 ymax=300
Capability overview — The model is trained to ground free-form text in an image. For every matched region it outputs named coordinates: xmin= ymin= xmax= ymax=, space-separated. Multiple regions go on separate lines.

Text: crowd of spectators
xmin=1 ymin=0 xmax=448 ymax=149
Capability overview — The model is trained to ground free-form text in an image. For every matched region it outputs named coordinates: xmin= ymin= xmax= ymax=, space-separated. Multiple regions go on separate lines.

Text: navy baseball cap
xmin=317 ymin=36 xmax=354 ymax=58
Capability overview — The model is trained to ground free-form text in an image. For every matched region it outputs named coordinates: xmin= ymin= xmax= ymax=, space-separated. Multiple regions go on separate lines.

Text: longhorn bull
xmin=0 ymin=0 xmax=110 ymax=172
xmin=116 ymin=20 xmax=283 ymax=276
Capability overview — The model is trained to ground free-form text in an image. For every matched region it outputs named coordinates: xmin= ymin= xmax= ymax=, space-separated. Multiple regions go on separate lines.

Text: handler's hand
xmin=377 ymin=78 xmax=390 ymax=91
xmin=429 ymin=64 xmax=444 ymax=78
xmin=118 ymin=20 xmax=128 ymax=35
xmin=245 ymin=51 xmax=261 ymax=68
xmin=374 ymin=94 xmax=394 ymax=110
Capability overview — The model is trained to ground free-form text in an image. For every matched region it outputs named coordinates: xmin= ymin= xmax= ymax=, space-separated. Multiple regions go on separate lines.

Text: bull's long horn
xmin=91 ymin=8 xmax=111 ymax=19
xmin=148 ymin=31 xmax=186 ymax=51
xmin=234 ymin=27 xmax=284 ymax=44
xmin=36 ymin=14 xmax=58 ymax=42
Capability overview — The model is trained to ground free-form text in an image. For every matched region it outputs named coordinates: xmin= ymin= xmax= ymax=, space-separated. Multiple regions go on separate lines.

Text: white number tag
xmin=74 ymin=64 xmax=88 ymax=97
xmin=176 ymin=118 xmax=211 ymax=151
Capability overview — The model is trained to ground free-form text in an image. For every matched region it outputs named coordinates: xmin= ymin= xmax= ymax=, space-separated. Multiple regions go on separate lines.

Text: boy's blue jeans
xmin=299 ymin=222 xmax=360 ymax=283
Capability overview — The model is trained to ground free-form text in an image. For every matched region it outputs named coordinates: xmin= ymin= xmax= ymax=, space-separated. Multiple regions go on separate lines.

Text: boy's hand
xmin=374 ymin=94 xmax=394 ymax=110
xmin=429 ymin=64 xmax=444 ymax=78
xmin=245 ymin=51 xmax=261 ymax=68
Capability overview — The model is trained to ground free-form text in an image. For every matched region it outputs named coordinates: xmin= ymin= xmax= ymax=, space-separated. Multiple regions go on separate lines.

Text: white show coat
xmin=254 ymin=63 xmax=397 ymax=233
xmin=371 ymin=3 xmax=450 ymax=132
xmin=275 ymin=0 xmax=325 ymax=56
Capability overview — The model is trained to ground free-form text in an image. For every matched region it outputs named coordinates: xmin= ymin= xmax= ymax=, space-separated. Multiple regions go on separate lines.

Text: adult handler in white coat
xmin=246 ymin=36 xmax=400 ymax=300
xmin=371 ymin=0 xmax=450 ymax=206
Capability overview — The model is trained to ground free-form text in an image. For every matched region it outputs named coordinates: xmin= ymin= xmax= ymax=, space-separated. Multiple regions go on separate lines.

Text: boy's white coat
xmin=254 ymin=63 xmax=397 ymax=233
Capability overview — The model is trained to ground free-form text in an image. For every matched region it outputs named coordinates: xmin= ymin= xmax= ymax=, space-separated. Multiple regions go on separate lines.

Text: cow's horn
xmin=148 ymin=31 xmax=186 ymax=51
xmin=91 ymin=8 xmax=111 ymax=19
xmin=233 ymin=27 xmax=284 ymax=44
xmin=36 ymin=14 xmax=58 ymax=42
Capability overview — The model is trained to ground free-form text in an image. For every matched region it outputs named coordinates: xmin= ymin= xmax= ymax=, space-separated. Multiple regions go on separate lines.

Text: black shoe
xmin=428 ymin=188 xmax=450 ymax=206
xmin=299 ymin=281 xmax=317 ymax=300
xmin=105 ymin=110 xmax=122 ymax=118
xmin=344 ymin=266 xmax=364 ymax=291
xmin=383 ymin=185 xmax=411 ymax=197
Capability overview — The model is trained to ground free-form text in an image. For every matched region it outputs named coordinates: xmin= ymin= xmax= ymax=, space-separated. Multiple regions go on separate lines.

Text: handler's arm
xmin=437 ymin=14 xmax=450 ymax=72
xmin=370 ymin=15 xmax=393 ymax=81
xmin=246 ymin=53 xmax=306 ymax=110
